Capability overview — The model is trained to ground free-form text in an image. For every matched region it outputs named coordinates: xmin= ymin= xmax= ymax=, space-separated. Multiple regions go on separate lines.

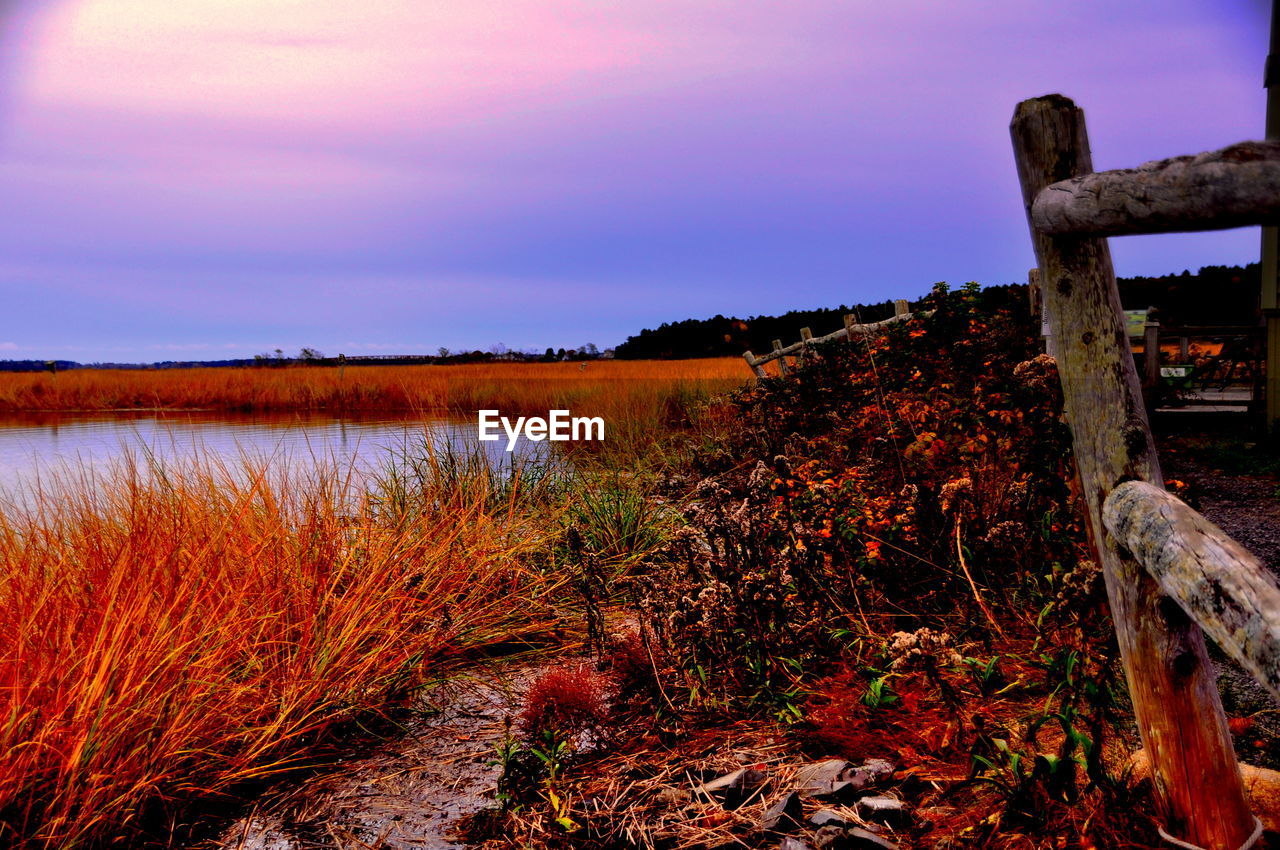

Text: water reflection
xmin=0 ymin=411 xmax=533 ymax=504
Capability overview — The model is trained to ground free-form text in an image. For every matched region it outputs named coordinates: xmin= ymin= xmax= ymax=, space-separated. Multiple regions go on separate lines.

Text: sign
xmin=1125 ymin=309 xmax=1151 ymax=339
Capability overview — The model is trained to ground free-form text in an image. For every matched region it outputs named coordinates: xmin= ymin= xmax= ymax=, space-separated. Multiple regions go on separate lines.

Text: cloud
xmin=0 ymin=342 xmax=17 ymax=350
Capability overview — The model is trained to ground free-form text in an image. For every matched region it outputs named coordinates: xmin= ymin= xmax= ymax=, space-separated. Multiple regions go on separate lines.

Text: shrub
xmin=519 ymin=663 xmax=614 ymax=741
xmin=635 ymin=283 xmax=1101 ymax=709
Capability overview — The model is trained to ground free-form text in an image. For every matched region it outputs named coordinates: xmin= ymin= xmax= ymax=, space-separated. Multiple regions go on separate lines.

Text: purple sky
xmin=0 ymin=0 xmax=1271 ymax=361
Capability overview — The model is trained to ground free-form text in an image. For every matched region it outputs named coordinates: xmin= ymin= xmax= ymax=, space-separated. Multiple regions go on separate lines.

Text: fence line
xmin=741 ymin=299 xmax=915 ymax=378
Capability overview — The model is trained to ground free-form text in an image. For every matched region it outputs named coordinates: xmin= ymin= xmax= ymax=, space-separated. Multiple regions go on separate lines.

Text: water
xmin=0 ymin=411 xmax=536 ymax=504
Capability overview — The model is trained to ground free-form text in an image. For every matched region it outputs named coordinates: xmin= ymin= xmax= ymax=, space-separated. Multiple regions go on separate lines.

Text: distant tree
xmin=556 ymin=348 xmax=566 ymax=361
xmin=581 ymin=342 xmax=599 ymax=358
xmin=1117 ymin=263 xmax=1258 ymax=326
xmin=298 ymin=347 xmax=323 ymax=361
xmin=543 ymin=347 xmax=556 ymax=362
xmin=0 ymin=359 xmax=81 ymax=373
xmin=605 ymin=263 xmax=1261 ymax=361
xmin=438 ymin=347 xmax=450 ymax=358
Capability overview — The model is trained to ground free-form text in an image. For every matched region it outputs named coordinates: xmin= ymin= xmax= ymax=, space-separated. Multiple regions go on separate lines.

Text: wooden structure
xmin=741 ymin=299 xmax=914 ymax=378
xmin=1104 ymin=482 xmax=1280 ymax=703
xmin=1262 ymin=1 xmax=1280 ymax=433
xmin=1145 ymin=324 xmax=1264 ymax=404
xmin=1012 ymin=94 xmax=1280 ymax=849
xmin=1031 ymin=275 xmax=1265 ymax=404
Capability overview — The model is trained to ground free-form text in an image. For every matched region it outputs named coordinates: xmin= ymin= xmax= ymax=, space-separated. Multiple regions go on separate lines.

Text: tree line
xmin=611 ymin=264 xmax=1262 ymax=359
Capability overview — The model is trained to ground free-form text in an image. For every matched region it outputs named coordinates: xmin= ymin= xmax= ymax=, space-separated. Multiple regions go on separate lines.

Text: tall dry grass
xmin=0 ymin=360 xmax=747 ymax=417
xmin=0 ymin=359 xmax=743 ymax=846
xmin=0 ymin=449 xmax=564 ymax=848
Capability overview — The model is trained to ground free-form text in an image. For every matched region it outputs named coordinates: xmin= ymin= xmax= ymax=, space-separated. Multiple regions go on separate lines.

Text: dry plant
xmin=0 ymin=448 xmax=567 ymax=848
xmin=0 ymin=359 xmax=746 ymax=420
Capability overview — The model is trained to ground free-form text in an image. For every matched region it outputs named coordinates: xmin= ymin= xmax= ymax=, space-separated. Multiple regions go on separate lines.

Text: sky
xmin=0 ymin=0 xmax=1271 ymax=361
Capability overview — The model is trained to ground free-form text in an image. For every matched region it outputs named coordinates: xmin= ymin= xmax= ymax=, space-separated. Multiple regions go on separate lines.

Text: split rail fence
xmin=740 ymin=299 xmax=915 ymax=378
xmin=1012 ymin=94 xmax=1280 ymax=850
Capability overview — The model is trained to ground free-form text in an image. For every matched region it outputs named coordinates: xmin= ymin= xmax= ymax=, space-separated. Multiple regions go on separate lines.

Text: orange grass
xmin=0 ymin=360 xmax=747 ymax=417
xmin=0 ymin=451 xmax=565 ymax=848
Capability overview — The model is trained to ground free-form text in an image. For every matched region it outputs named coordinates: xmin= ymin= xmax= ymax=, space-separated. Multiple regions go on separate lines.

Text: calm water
xmin=0 ymin=411 xmax=535 ymax=503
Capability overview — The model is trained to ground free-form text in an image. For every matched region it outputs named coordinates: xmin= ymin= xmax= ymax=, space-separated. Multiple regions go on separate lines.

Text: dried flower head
xmin=939 ymin=477 xmax=973 ymax=515
xmin=886 ymin=627 xmax=963 ymax=671
xmin=519 ymin=662 xmax=614 ymax=740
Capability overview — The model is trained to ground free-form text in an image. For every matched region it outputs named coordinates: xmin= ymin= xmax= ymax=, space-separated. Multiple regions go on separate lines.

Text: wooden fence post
xmin=843 ymin=314 xmax=856 ymax=339
xmin=800 ymin=327 xmax=814 ymax=361
xmin=894 ymin=299 xmax=909 ymax=318
xmin=1144 ymin=318 xmax=1161 ymax=389
xmin=772 ymin=339 xmax=789 ymax=377
xmin=1012 ymin=94 xmax=1255 ymax=849
xmin=1030 ymin=268 xmax=1058 ymax=358
xmin=742 ymin=351 xmax=767 ymax=378
xmin=1262 ymin=0 xmax=1280 ymax=435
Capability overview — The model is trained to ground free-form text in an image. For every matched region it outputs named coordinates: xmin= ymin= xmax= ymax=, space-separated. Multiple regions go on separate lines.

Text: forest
xmin=613 ymin=264 xmax=1262 ymax=360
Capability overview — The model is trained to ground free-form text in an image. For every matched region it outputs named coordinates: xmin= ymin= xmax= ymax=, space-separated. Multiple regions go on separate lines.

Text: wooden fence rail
xmin=1012 ymin=93 xmax=1270 ymax=850
xmin=1033 ymin=140 xmax=1280 ymax=237
xmin=1104 ymin=481 xmax=1280 ymax=703
xmin=741 ymin=299 xmax=915 ymax=378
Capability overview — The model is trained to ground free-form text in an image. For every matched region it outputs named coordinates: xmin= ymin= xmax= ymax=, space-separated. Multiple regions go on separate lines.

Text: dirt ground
xmin=197 ymin=666 xmax=541 ymax=850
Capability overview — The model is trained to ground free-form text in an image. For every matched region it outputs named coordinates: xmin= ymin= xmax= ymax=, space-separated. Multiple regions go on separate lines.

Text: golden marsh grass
xmin=0 ymin=359 xmax=748 ymax=417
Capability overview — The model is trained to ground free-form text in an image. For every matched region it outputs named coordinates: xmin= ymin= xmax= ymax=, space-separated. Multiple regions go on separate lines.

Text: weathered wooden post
xmin=1030 ymin=268 xmax=1058 ymax=358
xmin=772 ymin=339 xmax=789 ymax=377
xmin=894 ymin=299 xmax=909 ymax=319
xmin=742 ymin=351 xmax=767 ymax=378
xmin=1144 ymin=318 xmax=1161 ymax=389
xmin=1261 ymin=0 xmax=1280 ymax=434
xmin=1012 ymin=94 xmax=1256 ymax=849
xmin=1180 ymin=336 xmax=1190 ymax=362
xmin=843 ymin=314 xmax=856 ymax=339
xmin=799 ymin=327 xmax=814 ymax=361
xmin=1028 ymin=267 xmax=1041 ymax=315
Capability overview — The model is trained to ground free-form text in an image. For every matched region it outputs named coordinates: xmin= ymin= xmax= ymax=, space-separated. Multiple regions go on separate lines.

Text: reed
xmin=0 ymin=447 xmax=565 ymax=848
xmin=0 ymin=359 xmax=742 ymax=845
xmin=0 ymin=360 xmax=746 ymax=417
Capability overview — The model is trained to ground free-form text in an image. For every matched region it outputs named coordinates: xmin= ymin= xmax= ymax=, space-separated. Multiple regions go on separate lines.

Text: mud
xmin=204 ymin=666 xmax=540 ymax=850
